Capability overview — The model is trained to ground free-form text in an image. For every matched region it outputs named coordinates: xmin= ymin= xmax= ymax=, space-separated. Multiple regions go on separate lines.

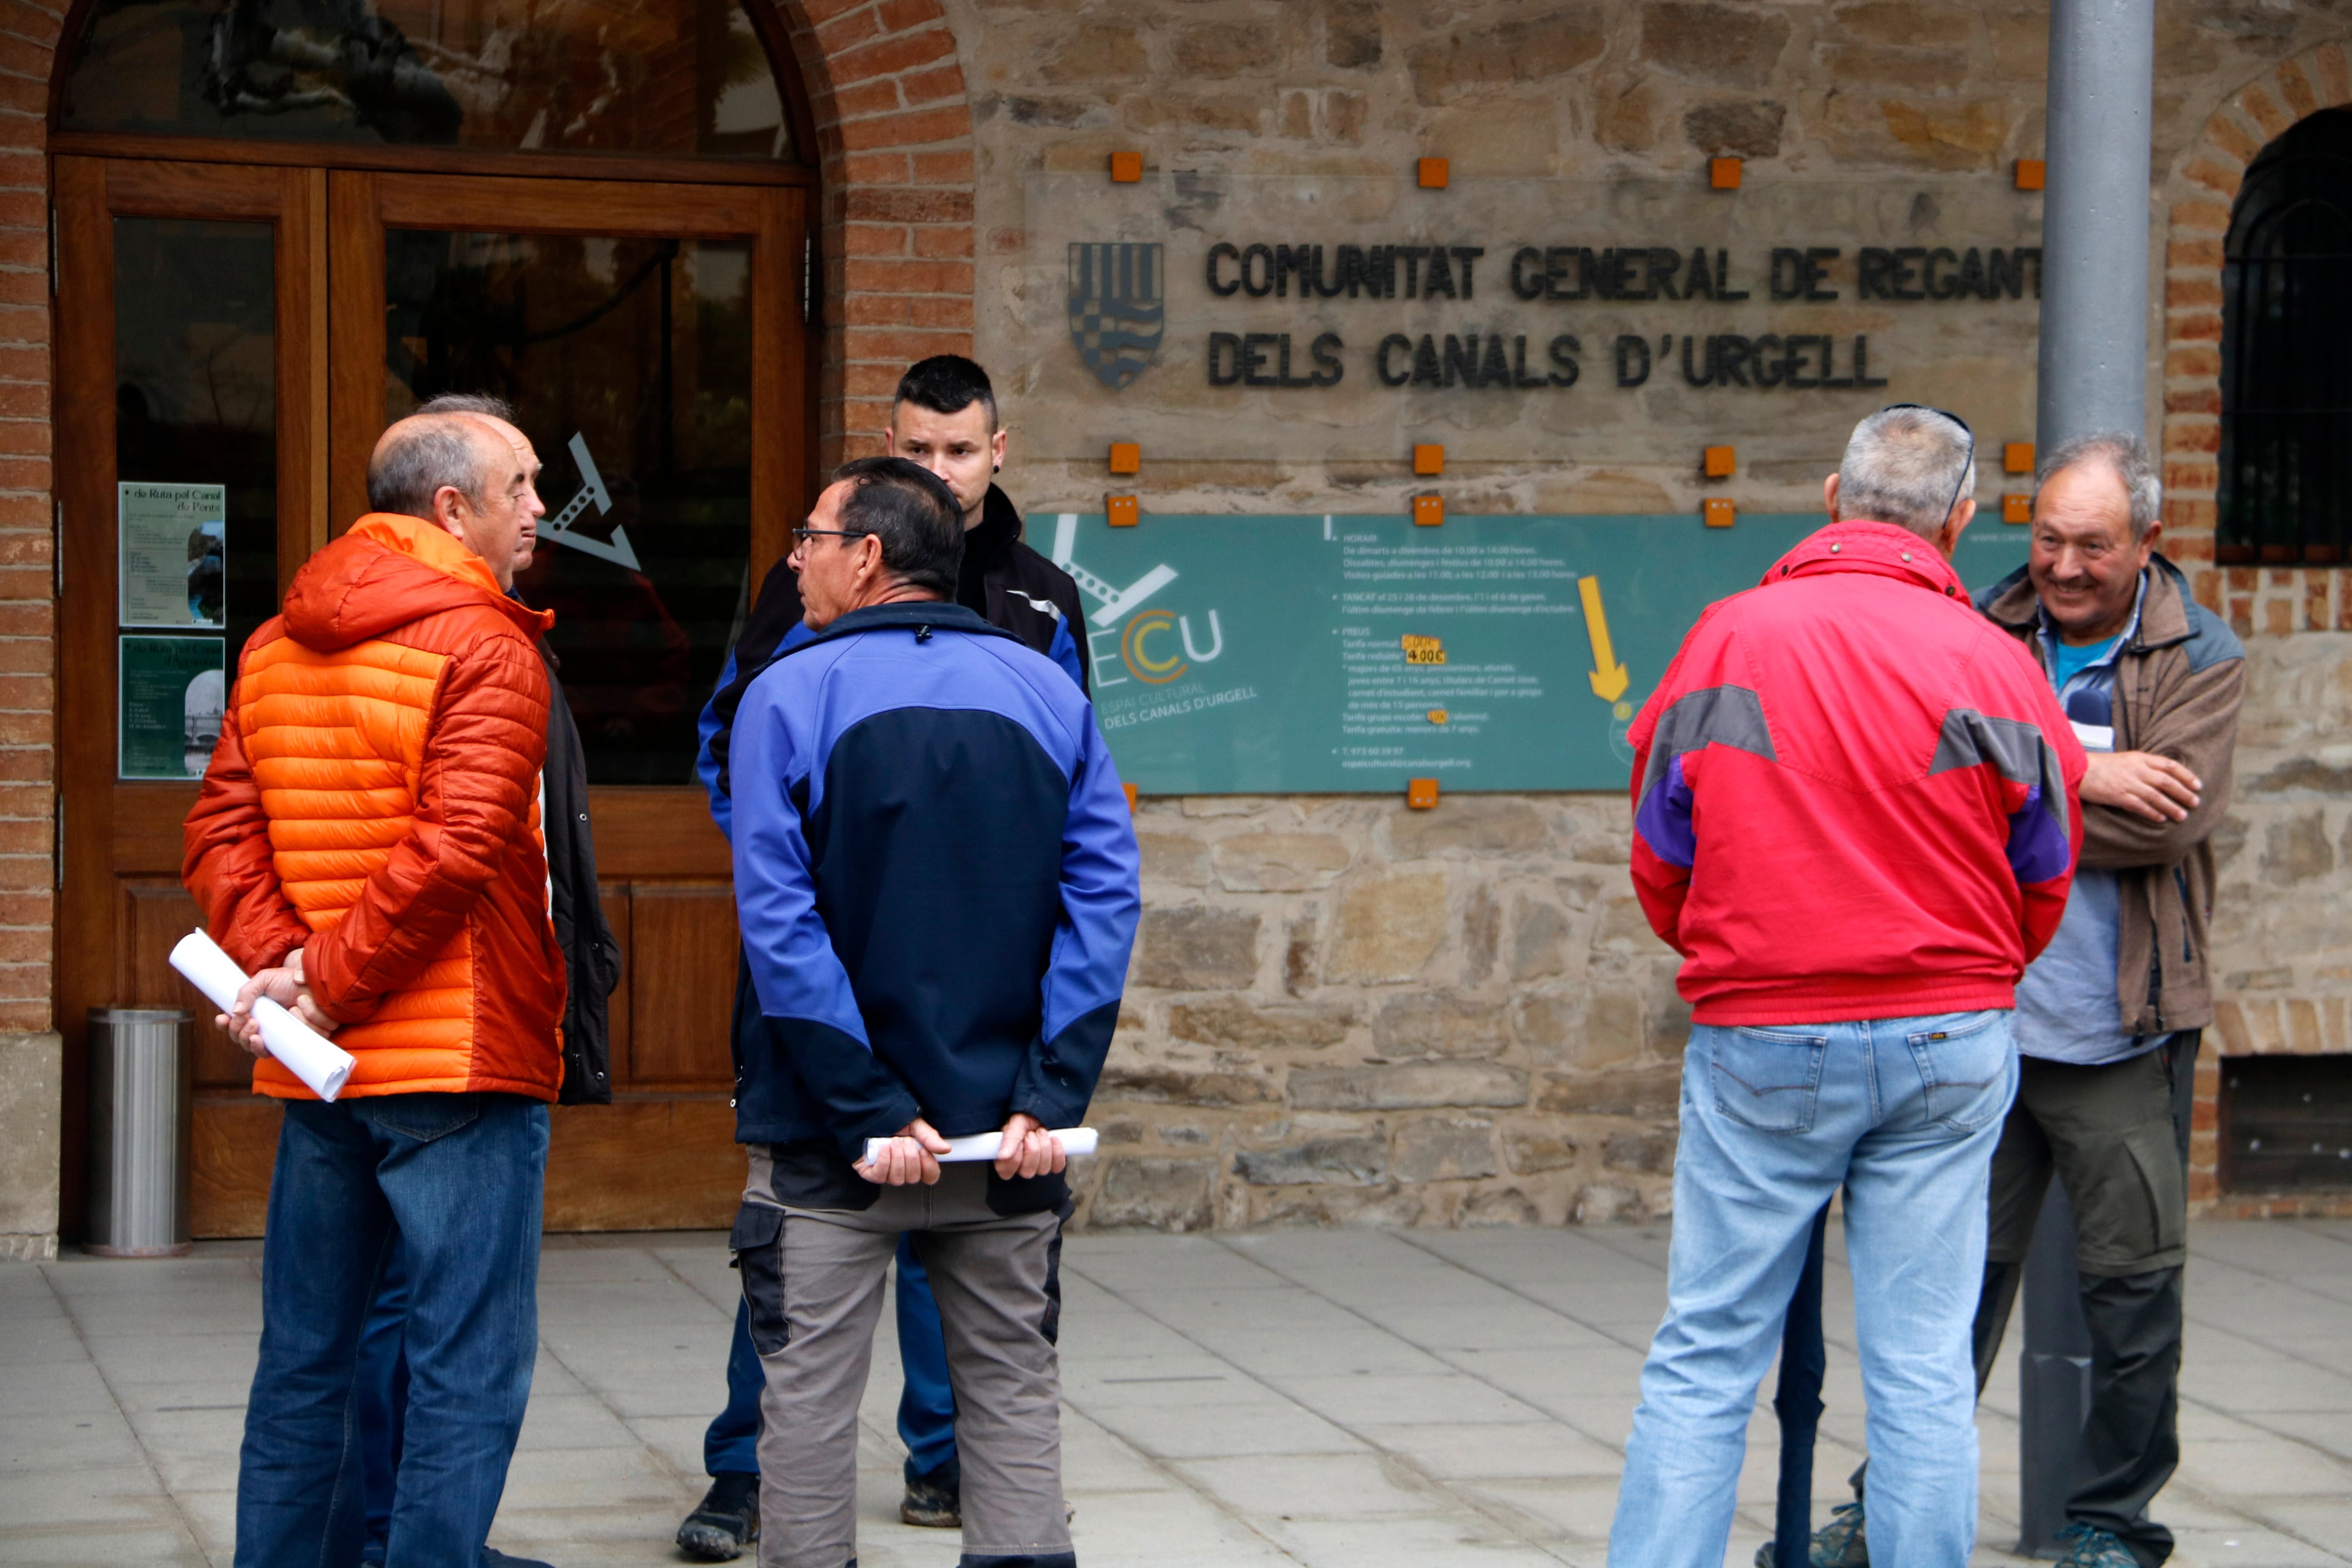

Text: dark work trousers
xmin=1971 ymin=1031 xmax=2199 ymax=1568
xmin=1853 ymin=1032 xmax=2196 ymax=1568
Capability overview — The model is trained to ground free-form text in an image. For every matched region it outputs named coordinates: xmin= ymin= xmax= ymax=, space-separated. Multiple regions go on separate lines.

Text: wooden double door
xmin=55 ymin=155 xmax=809 ymax=1235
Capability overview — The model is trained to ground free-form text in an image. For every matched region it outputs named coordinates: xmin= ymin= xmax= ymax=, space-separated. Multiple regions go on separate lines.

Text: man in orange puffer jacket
xmin=184 ymin=406 xmax=567 ymax=1568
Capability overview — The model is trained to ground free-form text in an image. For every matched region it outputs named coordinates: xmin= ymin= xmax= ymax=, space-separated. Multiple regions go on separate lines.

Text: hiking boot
xmin=900 ymin=1457 xmax=961 ymax=1528
xmin=2052 ymin=1521 xmax=2138 ymax=1568
xmin=676 ymin=1472 xmax=760 ymax=1562
xmin=1754 ymin=1499 xmax=1869 ymax=1568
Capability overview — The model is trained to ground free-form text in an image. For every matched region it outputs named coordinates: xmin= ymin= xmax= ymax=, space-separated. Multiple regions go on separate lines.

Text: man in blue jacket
xmin=680 ymin=357 xmax=1091 ymax=1560
xmin=729 ymin=456 xmax=1138 ymax=1568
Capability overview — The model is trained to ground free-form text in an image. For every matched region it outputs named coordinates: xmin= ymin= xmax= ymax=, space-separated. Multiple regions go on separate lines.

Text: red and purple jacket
xmin=1627 ymin=520 xmax=2086 ymax=1026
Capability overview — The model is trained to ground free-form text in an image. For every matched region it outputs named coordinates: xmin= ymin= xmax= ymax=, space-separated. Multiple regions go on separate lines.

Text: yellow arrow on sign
xmin=1578 ymin=575 xmax=1630 ymax=702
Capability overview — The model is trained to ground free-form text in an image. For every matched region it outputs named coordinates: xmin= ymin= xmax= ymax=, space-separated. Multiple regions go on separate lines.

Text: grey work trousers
xmin=734 ymin=1152 xmax=1074 ymax=1568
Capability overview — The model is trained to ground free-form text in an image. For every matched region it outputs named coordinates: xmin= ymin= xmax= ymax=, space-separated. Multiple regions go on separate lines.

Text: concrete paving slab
xmin=1168 ymin=1451 xmax=1446 ymax=1518
xmin=1353 ymin=1418 xmax=1626 ymax=1479
xmin=1267 ymin=1370 xmax=1552 ymax=1427
xmin=12 ymin=1217 xmax=2352 ymax=1568
xmin=0 ymin=1524 xmax=213 ymax=1567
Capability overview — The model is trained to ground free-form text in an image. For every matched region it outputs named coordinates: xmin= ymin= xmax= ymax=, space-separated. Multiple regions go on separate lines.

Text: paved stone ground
xmin=6 ymin=1218 xmax=2351 ymax=1567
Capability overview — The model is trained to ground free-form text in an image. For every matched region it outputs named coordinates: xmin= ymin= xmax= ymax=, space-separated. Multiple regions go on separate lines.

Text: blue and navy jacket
xmin=727 ymin=602 xmax=1140 ymax=1193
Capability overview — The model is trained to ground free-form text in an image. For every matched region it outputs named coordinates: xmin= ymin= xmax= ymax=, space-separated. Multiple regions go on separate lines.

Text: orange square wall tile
xmin=1106 ymin=494 xmax=1140 ymax=527
xmin=1109 ymin=151 xmax=1143 ymax=183
xmin=1108 ymin=441 xmax=1140 ymax=475
xmin=1709 ymin=156 xmax=1743 ymax=190
xmin=2015 ymin=159 xmax=2046 ymax=190
xmin=2003 ymin=493 xmax=2032 ymax=524
xmin=1418 ymin=157 xmax=1449 ymax=189
xmin=1407 ymin=778 xmax=1440 ymax=809
xmin=2003 ymin=442 xmax=2035 ymax=475
xmin=1702 ymin=497 xmax=1736 ymax=528
xmin=1412 ymin=444 xmax=1445 ymax=477
xmin=1703 ymin=444 xmax=1736 ymax=477
xmin=1413 ymin=494 xmax=1445 ymax=527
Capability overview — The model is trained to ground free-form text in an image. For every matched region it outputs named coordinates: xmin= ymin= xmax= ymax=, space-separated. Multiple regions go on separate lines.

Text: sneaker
xmin=483 ymin=1551 xmax=557 ymax=1568
xmin=676 ymin=1472 xmax=761 ymax=1562
xmin=1754 ymin=1500 xmax=1869 ymax=1568
xmin=2053 ymin=1521 xmax=2138 ymax=1568
xmin=900 ymin=1458 xmax=961 ymax=1529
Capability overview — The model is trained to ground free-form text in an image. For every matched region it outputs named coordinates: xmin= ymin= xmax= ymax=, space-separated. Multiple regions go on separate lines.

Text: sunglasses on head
xmin=1879 ymin=403 xmax=1976 ymax=530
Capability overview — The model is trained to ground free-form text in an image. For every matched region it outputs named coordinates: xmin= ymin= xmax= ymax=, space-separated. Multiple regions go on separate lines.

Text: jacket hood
xmin=282 ymin=513 xmax=554 ymax=651
xmin=1979 ymin=552 xmax=2197 ymax=654
xmin=1761 ymin=519 xmax=1970 ymax=602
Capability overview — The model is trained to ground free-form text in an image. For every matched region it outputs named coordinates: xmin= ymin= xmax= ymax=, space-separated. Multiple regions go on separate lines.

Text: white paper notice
xmin=119 ymin=483 xmax=227 ymax=628
xmin=168 ymin=929 xmax=355 ymax=1102
xmin=862 ymin=1128 xmax=1099 ymax=1166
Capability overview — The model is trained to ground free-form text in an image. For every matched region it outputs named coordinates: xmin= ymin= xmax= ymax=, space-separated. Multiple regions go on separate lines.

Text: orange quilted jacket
xmin=183 ymin=513 xmax=567 ymax=1101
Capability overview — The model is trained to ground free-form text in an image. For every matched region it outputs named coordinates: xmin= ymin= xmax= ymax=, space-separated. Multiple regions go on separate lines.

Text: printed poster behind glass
xmin=118 ymin=481 xmax=226 ymax=628
xmin=119 ymin=634 xmax=226 ymax=781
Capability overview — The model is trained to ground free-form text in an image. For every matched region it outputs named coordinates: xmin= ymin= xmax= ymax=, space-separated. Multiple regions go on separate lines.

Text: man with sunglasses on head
xmin=1806 ymin=434 xmax=2241 ymax=1568
xmin=675 ymin=355 xmax=1088 ymax=1560
xmin=1607 ymin=405 xmax=2087 ymax=1568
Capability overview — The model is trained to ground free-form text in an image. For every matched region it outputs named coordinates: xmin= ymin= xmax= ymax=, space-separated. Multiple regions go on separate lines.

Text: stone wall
xmin=924 ymin=0 xmax=2352 ymax=1226
xmin=1075 ymin=794 xmax=1684 ymax=1229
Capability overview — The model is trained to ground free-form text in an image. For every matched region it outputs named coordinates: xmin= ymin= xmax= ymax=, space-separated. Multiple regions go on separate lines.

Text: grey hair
xmin=2034 ymin=432 xmax=2162 ymax=540
xmin=366 ymin=395 xmax=516 ymax=518
xmin=413 ymin=391 xmax=519 ymax=423
xmin=1836 ymin=406 xmax=1977 ymax=539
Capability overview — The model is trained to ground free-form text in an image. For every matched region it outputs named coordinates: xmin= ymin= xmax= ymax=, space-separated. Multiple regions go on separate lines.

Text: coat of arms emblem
xmin=1068 ymin=242 xmax=1164 ymax=390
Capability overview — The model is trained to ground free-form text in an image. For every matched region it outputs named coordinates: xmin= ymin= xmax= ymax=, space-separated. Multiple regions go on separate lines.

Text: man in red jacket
xmin=1605 ymin=406 xmax=2087 ymax=1568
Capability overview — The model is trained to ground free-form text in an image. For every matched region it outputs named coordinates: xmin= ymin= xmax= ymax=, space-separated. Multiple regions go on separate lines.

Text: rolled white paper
xmin=862 ymin=1128 xmax=1098 ymax=1166
xmin=170 ymin=929 xmax=355 ymax=1102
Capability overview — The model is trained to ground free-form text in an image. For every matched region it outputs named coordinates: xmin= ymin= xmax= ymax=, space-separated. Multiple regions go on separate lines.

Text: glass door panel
xmin=115 ymin=217 xmax=278 ymax=777
xmin=383 ymin=228 xmax=754 ymax=782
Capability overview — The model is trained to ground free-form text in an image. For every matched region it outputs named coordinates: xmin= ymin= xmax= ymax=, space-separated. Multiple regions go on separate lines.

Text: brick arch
xmin=2160 ymin=40 xmax=2352 ymax=638
xmin=757 ymin=0 xmax=978 ymax=468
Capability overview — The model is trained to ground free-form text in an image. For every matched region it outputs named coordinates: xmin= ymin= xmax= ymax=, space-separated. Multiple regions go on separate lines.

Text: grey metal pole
xmin=2037 ymin=0 xmax=2158 ymax=447
xmin=2020 ymin=0 xmax=2157 ymax=1556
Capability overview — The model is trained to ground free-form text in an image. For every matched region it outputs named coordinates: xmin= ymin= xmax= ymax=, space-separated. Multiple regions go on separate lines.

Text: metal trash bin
xmin=86 ymin=1006 xmax=194 ymax=1257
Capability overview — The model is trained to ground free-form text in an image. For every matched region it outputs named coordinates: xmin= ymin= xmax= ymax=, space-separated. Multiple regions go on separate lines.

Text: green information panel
xmin=1048 ymin=511 xmax=2030 ymax=794
xmin=119 ymin=634 xmax=225 ymax=781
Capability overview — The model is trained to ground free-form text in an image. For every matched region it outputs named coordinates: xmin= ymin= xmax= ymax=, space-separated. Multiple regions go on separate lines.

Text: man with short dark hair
xmin=728 ymin=455 xmax=1138 ymax=1568
xmin=187 ymin=406 xmax=567 ymax=1568
xmin=677 ymin=357 xmax=1088 ymax=1559
xmin=1607 ymin=406 xmax=2086 ymax=1568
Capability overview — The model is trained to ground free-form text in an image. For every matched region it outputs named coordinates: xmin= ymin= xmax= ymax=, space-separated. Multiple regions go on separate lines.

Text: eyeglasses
xmin=1881 ymin=403 xmax=1977 ymax=529
xmin=792 ymin=527 xmax=867 ymax=547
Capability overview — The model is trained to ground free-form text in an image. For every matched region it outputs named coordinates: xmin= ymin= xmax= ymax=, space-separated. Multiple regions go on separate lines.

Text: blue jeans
xmin=1607 ymin=1010 xmax=2017 ymax=1568
xmin=356 ymin=1247 xmax=409 ymax=1564
xmin=235 ymin=1093 xmax=548 ymax=1568
xmin=704 ymin=1233 xmax=959 ymax=1482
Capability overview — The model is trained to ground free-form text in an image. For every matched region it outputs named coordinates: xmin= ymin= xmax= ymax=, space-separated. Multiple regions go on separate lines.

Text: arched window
xmin=2218 ymin=107 xmax=2352 ymax=563
xmin=59 ymin=0 xmax=806 ymax=164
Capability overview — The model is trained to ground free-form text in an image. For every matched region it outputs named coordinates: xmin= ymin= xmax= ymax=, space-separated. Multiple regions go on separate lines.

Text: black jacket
xmin=704 ymin=485 xmax=1088 ymax=803
xmin=537 ymin=640 xmax=621 ymax=1106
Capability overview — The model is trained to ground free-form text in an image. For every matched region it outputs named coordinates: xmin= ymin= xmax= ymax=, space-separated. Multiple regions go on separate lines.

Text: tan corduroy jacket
xmin=1978 ymin=554 xmax=2246 ymax=1035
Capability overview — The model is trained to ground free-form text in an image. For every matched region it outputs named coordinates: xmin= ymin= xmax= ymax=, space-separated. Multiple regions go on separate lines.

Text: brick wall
xmin=0 ymin=0 xmax=52 ymax=1038
xmin=761 ymin=0 xmax=976 ymax=465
